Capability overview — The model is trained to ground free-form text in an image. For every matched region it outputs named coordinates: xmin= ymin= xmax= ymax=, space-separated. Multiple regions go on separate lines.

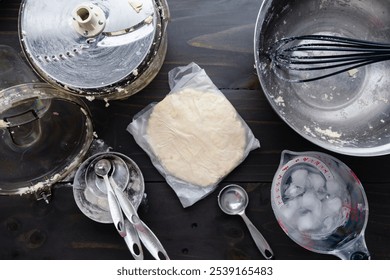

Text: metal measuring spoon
xmin=94 ymin=159 xmax=126 ymax=237
xmin=109 ymin=177 xmax=170 ymax=260
xmin=90 ymin=155 xmax=130 ymax=194
xmin=94 ymin=158 xmax=143 ymax=260
xmin=123 ymin=218 xmax=144 ymax=260
xmin=218 ymin=184 xmax=274 ymax=260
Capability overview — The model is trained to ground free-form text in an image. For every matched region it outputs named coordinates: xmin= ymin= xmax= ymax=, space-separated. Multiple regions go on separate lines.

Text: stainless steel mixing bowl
xmin=254 ymin=0 xmax=390 ymax=156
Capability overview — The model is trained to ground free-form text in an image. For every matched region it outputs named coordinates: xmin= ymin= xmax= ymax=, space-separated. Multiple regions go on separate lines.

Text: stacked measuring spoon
xmin=73 ymin=152 xmax=169 ymax=260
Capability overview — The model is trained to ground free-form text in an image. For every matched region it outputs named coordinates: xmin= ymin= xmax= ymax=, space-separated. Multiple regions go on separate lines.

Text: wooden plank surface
xmin=0 ymin=0 xmax=390 ymax=260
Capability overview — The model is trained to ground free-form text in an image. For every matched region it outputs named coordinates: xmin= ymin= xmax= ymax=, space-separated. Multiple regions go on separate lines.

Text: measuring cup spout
xmin=279 ymin=150 xmax=295 ymax=166
xmin=333 ymin=234 xmax=370 ymax=260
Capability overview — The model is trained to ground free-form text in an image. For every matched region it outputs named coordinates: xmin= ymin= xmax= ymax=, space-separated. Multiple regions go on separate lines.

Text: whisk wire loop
xmin=266 ymin=35 xmax=390 ymax=82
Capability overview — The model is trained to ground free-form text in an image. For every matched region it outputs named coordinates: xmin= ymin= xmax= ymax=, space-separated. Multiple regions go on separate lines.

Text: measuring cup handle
xmin=241 ymin=213 xmax=274 ymax=260
xmin=334 ymin=234 xmax=370 ymax=260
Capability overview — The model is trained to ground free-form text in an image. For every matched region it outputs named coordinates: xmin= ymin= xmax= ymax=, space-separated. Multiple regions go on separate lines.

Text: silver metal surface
xmin=124 ymin=219 xmax=144 ymax=260
xmin=19 ymin=0 xmax=169 ymax=99
xmin=92 ymin=157 xmax=143 ymax=259
xmin=73 ymin=152 xmax=145 ymax=224
xmin=254 ymin=0 xmax=390 ymax=156
xmin=123 ymin=218 xmax=144 ymax=260
xmin=73 ymin=151 xmax=167 ymax=260
xmin=218 ymin=185 xmax=274 ymax=260
xmin=94 ymin=159 xmax=126 ymax=238
xmin=87 ymin=155 xmax=130 ymax=194
xmin=111 ymin=177 xmax=169 ymax=260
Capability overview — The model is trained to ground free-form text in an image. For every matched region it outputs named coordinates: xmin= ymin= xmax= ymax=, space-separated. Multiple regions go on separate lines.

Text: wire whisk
xmin=267 ymin=35 xmax=390 ymax=82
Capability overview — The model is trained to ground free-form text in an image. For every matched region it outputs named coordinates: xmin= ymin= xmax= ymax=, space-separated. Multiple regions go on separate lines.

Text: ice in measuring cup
xmin=279 ymin=168 xmax=350 ymax=238
xmin=272 ymin=151 xmax=370 ymax=259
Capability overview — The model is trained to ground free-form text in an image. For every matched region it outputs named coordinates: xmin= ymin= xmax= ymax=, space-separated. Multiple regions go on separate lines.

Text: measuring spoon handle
xmin=123 ymin=219 xmax=144 ymax=260
xmin=241 ymin=213 xmax=274 ymax=260
xmin=103 ymin=175 xmax=126 ymax=237
xmin=110 ymin=177 xmax=170 ymax=260
xmin=131 ymin=216 xmax=170 ymax=260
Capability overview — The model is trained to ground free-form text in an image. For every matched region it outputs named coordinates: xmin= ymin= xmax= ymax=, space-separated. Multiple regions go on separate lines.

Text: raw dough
xmin=147 ymin=88 xmax=246 ymax=187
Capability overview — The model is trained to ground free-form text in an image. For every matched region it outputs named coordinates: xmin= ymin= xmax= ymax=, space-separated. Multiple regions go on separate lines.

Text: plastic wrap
xmin=127 ymin=63 xmax=260 ymax=207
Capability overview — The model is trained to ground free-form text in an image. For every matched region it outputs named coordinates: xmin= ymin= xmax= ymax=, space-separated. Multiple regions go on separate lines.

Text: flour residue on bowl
xmin=348 ymin=68 xmax=359 ymax=78
xmin=0 ymin=120 xmax=10 ymax=128
xmin=274 ymin=95 xmax=286 ymax=107
xmin=304 ymin=125 xmax=346 ymax=145
xmin=304 ymin=125 xmax=342 ymax=139
xmin=314 ymin=127 xmax=342 ymax=138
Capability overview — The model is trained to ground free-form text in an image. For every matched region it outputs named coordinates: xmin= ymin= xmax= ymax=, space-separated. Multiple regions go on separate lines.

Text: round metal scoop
xmin=218 ymin=184 xmax=274 ymax=260
xmin=86 ymin=154 xmax=130 ymax=195
xmin=93 ymin=158 xmax=126 ymax=238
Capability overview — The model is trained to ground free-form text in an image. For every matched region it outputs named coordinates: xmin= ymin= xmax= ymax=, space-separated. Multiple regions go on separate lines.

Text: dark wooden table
xmin=1 ymin=0 xmax=389 ymax=260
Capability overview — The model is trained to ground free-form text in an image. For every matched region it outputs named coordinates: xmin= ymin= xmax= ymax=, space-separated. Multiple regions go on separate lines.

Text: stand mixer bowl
xmin=254 ymin=0 xmax=390 ymax=156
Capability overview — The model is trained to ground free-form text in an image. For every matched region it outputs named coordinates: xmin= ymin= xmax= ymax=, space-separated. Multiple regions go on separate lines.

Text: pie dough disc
xmin=146 ymin=88 xmax=246 ymax=187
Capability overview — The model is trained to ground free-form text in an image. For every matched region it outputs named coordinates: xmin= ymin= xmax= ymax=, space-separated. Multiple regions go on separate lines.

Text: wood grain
xmin=0 ymin=0 xmax=389 ymax=260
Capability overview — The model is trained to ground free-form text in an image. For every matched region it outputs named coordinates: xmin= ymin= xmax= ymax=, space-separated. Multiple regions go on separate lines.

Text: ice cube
xmin=279 ymin=203 xmax=296 ymax=221
xmin=307 ymin=172 xmax=325 ymax=192
xmin=284 ymin=183 xmax=305 ymax=199
xmin=301 ymin=191 xmax=322 ymax=217
xmin=326 ymin=179 xmax=341 ymax=197
xmin=290 ymin=168 xmax=309 ymax=187
xmin=279 ymin=197 xmax=302 ymax=227
xmin=323 ymin=197 xmax=342 ymax=216
xmin=297 ymin=212 xmax=320 ymax=232
xmin=322 ymin=216 xmax=335 ymax=232
xmin=315 ymin=189 xmax=327 ymax=201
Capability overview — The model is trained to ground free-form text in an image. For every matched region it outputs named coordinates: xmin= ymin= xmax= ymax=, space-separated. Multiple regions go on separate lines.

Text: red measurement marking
xmin=282 ymin=165 xmax=289 ymax=171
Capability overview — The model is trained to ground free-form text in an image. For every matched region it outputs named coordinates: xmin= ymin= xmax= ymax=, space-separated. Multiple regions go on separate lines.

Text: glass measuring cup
xmin=271 ymin=150 xmax=370 ymax=259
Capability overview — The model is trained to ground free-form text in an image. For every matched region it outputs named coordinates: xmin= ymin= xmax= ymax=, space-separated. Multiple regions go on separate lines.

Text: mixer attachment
xmin=267 ymin=35 xmax=390 ymax=82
